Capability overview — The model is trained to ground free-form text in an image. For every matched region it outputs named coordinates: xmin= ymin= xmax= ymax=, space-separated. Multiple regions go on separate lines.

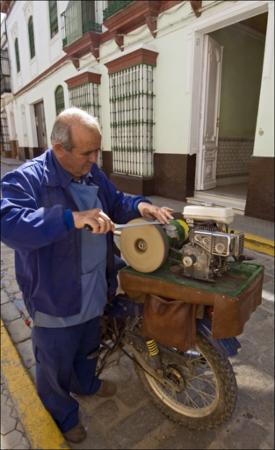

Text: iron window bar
xmin=68 ymin=81 xmax=102 ymax=167
xmin=110 ymin=64 xmax=155 ymax=177
xmin=63 ymin=0 xmax=102 ymax=48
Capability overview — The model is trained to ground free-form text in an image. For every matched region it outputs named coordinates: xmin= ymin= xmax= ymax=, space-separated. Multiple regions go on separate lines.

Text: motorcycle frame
xmin=104 ymin=295 xmax=241 ymax=359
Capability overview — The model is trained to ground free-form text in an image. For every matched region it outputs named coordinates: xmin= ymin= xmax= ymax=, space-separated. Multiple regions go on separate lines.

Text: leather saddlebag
xmin=142 ymin=294 xmax=197 ymax=351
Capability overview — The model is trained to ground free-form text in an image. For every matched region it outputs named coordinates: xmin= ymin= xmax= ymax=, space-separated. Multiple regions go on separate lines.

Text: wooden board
xmin=119 ymin=261 xmax=264 ymax=338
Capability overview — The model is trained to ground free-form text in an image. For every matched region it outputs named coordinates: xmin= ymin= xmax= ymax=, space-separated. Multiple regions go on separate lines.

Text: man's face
xmin=54 ymin=124 xmax=101 ymax=179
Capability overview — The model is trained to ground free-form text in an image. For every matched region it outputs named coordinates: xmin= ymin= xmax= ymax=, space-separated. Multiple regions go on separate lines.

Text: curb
xmin=242 ymin=232 xmax=275 ymax=257
xmin=1 ymin=320 xmax=70 ymax=450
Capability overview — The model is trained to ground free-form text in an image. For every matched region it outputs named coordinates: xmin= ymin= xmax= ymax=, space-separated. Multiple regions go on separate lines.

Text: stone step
xmin=186 ymin=194 xmax=245 ymax=215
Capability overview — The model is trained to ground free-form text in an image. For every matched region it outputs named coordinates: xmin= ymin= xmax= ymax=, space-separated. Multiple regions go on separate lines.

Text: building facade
xmin=0 ymin=0 xmax=274 ymax=221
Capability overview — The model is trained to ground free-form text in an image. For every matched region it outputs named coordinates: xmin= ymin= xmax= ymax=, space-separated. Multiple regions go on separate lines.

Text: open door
xmin=34 ymin=101 xmax=47 ymax=150
xmin=196 ymin=35 xmax=223 ymax=190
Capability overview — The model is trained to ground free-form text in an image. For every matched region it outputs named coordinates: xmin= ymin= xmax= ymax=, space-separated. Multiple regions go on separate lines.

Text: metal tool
xmin=115 ymin=220 xmax=161 ymax=231
xmin=84 ymin=220 xmax=162 ymax=234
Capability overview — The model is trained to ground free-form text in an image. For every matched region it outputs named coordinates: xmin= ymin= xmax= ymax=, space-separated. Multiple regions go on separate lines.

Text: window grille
xmin=69 ymin=82 xmax=102 ymax=167
xmin=0 ymin=110 xmax=10 ymax=154
xmin=1 ymin=49 xmax=10 ymax=76
xmin=63 ymin=1 xmax=101 ymax=47
xmin=55 ymin=85 xmax=65 ymax=115
xmin=69 ymin=83 xmax=100 ymax=119
xmin=49 ymin=0 xmax=58 ymax=38
xmin=28 ymin=16 xmax=35 ymax=59
xmin=14 ymin=38 xmax=20 ymax=72
xmin=1 ymin=49 xmax=11 ymax=92
xmin=110 ymin=64 xmax=154 ymax=177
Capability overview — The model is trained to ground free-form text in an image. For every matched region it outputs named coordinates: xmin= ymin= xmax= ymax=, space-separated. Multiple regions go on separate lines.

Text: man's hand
xmin=137 ymin=202 xmax=174 ymax=224
xmin=72 ymin=208 xmax=115 ymax=234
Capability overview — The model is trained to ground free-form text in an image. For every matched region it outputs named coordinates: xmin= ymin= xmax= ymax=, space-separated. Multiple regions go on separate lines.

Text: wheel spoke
xmin=186 ymin=384 xmax=216 ymax=405
xmin=137 ymin=334 xmax=237 ymax=423
xmin=181 ymin=389 xmax=201 ymax=408
xmin=189 ymin=374 xmax=215 ymax=386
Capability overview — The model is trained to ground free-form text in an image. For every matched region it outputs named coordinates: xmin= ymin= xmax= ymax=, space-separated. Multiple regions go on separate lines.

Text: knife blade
xmin=115 ymin=220 xmax=161 ymax=230
xmin=84 ymin=220 xmax=162 ymax=233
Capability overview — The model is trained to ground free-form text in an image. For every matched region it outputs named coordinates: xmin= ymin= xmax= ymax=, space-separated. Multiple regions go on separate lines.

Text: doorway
xmin=34 ymin=100 xmax=47 ymax=152
xmin=192 ymin=11 xmax=267 ymax=213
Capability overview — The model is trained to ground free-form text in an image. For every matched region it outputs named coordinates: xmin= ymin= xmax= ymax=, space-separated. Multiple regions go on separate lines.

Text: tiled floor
xmin=202 ymin=183 xmax=248 ymax=199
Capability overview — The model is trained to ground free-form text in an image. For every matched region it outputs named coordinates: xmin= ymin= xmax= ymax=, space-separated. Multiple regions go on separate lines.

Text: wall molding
xmin=105 ymin=48 xmax=158 ymax=73
xmin=65 ymin=71 xmax=101 ymax=88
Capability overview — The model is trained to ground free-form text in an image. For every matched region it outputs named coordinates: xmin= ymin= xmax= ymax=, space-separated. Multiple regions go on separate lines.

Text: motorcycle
xmin=95 ymin=206 xmax=263 ymax=430
xmin=96 ymin=293 xmax=240 ymax=430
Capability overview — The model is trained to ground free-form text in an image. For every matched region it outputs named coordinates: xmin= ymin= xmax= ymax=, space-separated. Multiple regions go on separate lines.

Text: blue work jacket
xmin=0 ymin=149 xmax=148 ymax=318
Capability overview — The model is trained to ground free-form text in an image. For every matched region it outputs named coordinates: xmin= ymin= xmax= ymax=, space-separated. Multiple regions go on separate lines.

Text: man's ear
xmin=53 ymin=143 xmax=66 ymax=157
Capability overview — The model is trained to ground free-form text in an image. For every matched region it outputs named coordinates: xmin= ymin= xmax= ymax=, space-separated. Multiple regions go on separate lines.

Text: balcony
xmin=1 ymin=49 xmax=11 ymax=94
xmin=102 ymin=1 xmax=167 ymax=43
xmin=62 ymin=0 xmax=102 ymax=63
xmin=62 ymin=18 xmax=102 ymax=48
xmin=0 ymin=75 xmax=11 ymax=94
xmin=103 ymin=1 xmax=134 ymax=21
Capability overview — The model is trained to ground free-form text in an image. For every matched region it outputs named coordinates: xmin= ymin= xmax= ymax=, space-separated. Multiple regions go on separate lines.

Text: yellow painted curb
xmin=242 ymin=232 xmax=275 ymax=257
xmin=1 ymin=320 xmax=70 ymax=450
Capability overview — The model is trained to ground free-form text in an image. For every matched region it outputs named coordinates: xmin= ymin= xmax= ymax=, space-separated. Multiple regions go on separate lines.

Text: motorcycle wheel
xmin=135 ymin=333 xmax=237 ymax=430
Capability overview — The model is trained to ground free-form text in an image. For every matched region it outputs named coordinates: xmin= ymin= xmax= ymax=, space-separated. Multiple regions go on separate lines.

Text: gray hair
xmin=50 ymin=107 xmax=101 ymax=151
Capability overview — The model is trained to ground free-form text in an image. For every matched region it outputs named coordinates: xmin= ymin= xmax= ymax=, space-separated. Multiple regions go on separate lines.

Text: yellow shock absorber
xmin=146 ymin=339 xmax=159 ymax=357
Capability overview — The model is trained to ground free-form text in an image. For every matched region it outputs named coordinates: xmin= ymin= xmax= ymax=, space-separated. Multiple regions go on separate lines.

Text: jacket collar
xmin=43 ymin=149 xmax=94 ymax=188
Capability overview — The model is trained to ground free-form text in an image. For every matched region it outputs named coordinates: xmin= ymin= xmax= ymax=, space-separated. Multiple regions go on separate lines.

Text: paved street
xmin=1 ymin=242 xmax=274 ymax=449
xmin=1 ymin=376 xmax=31 ymax=450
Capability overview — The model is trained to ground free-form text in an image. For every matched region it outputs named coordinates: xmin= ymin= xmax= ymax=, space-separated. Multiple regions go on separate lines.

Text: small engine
xmin=179 ymin=206 xmax=245 ymax=281
xmin=119 ymin=206 xmax=245 ymax=282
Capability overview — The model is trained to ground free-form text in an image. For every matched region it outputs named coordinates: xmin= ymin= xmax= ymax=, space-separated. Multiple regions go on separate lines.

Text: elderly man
xmin=1 ymin=107 xmax=173 ymax=443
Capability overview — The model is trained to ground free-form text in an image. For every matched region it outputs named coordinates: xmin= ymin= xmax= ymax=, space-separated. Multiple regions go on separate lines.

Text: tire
xmin=135 ymin=333 xmax=237 ymax=430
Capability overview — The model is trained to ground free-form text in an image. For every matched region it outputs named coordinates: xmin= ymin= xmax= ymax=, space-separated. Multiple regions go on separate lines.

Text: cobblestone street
xmin=1 ymin=377 xmax=31 ymax=449
xmin=1 ymin=241 xmax=274 ymax=449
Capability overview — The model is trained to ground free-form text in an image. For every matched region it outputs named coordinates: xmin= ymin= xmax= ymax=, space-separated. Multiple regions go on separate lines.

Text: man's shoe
xmin=95 ymin=380 xmax=117 ymax=397
xmin=63 ymin=423 xmax=87 ymax=443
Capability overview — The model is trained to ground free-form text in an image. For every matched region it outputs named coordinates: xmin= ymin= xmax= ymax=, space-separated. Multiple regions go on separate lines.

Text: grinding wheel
xmin=120 ymin=218 xmax=169 ymax=273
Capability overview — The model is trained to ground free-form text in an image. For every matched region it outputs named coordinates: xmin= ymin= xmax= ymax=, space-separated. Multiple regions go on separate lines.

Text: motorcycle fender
xmin=197 ymin=318 xmax=241 ymax=357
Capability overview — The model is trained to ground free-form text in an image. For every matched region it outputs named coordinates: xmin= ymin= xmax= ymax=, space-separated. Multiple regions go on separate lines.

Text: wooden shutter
xmin=49 ymin=0 xmax=58 ymax=38
xmin=55 ymin=85 xmax=65 ymax=115
xmin=28 ymin=16 xmax=35 ymax=59
xmin=14 ymin=38 xmax=20 ymax=72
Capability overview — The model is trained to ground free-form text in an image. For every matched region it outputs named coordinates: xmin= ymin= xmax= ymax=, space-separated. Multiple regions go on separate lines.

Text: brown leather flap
xmin=120 ymin=267 xmax=263 ymax=339
xmin=143 ymin=294 xmax=197 ymax=351
xmin=211 ymin=271 xmax=263 ymax=338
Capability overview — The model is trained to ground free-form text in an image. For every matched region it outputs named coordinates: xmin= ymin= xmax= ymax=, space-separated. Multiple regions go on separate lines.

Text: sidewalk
xmin=1 ymin=240 xmax=274 ymax=449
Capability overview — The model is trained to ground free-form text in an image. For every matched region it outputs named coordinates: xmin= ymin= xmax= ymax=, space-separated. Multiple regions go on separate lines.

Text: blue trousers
xmin=32 ymin=317 xmax=102 ymax=432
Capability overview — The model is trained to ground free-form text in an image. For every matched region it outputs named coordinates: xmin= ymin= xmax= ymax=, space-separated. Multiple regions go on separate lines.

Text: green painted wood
xmin=49 ymin=0 xmax=58 ymax=38
xmin=55 ymin=85 xmax=65 ymax=116
xmin=28 ymin=16 xmax=35 ymax=59
xmin=121 ymin=261 xmax=264 ymax=297
xmin=103 ymin=0 xmax=134 ymax=21
xmin=15 ymin=38 xmax=20 ymax=73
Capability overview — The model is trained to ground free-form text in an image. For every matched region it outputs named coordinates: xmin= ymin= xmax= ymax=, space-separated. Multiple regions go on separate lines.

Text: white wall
xmin=6 ymin=0 xmax=69 ymax=93
xmin=5 ymin=0 xmax=274 ymax=159
xmin=99 ymin=64 xmax=112 ymax=152
xmin=253 ymin=1 xmax=274 ymax=157
xmin=99 ymin=1 xmax=194 ymax=155
xmin=14 ymin=60 xmax=76 ymax=148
